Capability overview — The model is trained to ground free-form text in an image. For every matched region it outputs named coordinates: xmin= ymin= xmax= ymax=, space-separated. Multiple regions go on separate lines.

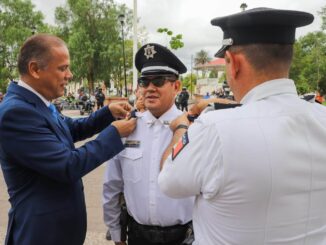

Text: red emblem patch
xmin=172 ymin=132 xmax=189 ymax=160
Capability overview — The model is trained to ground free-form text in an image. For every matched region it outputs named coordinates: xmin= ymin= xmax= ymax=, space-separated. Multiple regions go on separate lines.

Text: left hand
xmin=108 ymin=102 xmax=132 ymax=119
xmin=169 ymin=113 xmax=190 ymax=132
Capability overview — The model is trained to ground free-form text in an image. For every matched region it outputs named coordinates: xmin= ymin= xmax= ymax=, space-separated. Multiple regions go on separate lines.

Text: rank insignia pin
xmin=144 ymin=45 xmax=157 ymax=59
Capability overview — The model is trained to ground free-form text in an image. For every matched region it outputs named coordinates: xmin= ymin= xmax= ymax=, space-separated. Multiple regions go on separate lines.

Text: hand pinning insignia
xmin=144 ymin=44 xmax=157 ymax=59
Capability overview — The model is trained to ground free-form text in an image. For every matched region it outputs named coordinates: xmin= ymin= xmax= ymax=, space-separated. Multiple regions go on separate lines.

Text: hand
xmin=112 ymin=118 xmax=137 ymax=137
xmin=109 ymin=102 xmax=133 ymax=119
xmin=115 ymin=242 xmax=127 ymax=245
xmin=169 ymin=113 xmax=190 ymax=132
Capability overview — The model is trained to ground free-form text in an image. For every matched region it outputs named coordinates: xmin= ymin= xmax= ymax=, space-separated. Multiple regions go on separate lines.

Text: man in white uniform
xmin=103 ymin=43 xmax=194 ymax=245
xmin=159 ymin=8 xmax=326 ymax=245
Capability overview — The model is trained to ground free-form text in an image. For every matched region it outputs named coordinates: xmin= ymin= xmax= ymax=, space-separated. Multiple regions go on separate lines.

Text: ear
xmin=28 ymin=61 xmax=41 ymax=79
xmin=225 ymin=50 xmax=240 ymax=80
xmin=174 ymin=80 xmax=181 ymax=92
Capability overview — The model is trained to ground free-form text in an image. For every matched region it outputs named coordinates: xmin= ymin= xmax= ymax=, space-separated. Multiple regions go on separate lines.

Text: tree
xmin=0 ymin=0 xmax=48 ymax=92
xmin=181 ymin=73 xmax=197 ymax=94
xmin=240 ymin=3 xmax=248 ymax=12
xmin=194 ymin=49 xmax=211 ymax=78
xmin=290 ymin=31 xmax=326 ymax=95
xmin=318 ymin=4 xmax=326 ymax=31
xmin=55 ymin=0 xmax=133 ymax=93
xmin=194 ymin=50 xmax=211 ymax=65
xmin=157 ymin=28 xmax=184 ymax=50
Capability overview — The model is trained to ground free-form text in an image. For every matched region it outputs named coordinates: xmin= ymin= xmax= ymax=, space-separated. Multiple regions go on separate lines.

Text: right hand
xmin=109 ymin=102 xmax=133 ymax=119
xmin=169 ymin=113 xmax=190 ymax=132
xmin=115 ymin=242 xmax=127 ymax=245
xmin=112 ymin=118 xmax=137 ymax=137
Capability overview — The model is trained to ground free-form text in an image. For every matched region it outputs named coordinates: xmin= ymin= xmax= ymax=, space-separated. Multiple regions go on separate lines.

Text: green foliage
xmin=181 ymin=73 xmax=197 ymax=93
xmin=55 ymin=0 xmax=133 ymax=93
xmin=0 ymin=0 xmax=48 ymax=91
xmin=318 ymin=5 xmax=326 ymax=31
xmin=194 ymin=50 xmax=211 ymax=65
xmin=157 ymin=27 xmax=184 ymax=50
xmin=290 ymin=31 xmax=326 ymax=95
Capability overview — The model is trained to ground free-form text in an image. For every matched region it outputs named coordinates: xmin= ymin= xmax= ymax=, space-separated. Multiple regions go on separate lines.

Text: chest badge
xmin=124 ymin=140 xmax=141 ymax=148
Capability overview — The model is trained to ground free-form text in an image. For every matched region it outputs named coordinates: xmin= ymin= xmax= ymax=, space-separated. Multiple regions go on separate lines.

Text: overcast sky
xmin=32 ymin=0 xmax=325 ymax=70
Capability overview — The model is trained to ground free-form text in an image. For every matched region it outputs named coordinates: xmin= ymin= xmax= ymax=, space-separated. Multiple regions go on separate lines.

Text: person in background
xmin=203 ymin=92 xmax=210 ymax=99
xmin=95 ymin=88 xmax=106 ymax=109
xmin=159 ymin=8 xmax=326 ymax=245
xmin=0 ymin=34 xmax=136 ymax=245
xmin=179 ymin=87 xmax=189 ymax=111
xmin=103 ymin=43 xmax=194 ymax=245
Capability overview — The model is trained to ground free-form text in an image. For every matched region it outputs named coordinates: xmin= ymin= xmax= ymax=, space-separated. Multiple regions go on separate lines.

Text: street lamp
xmin=31 ymin=25 xmax=36 ymax=35
xmin=118 ymin=14 xmax=127 ymax=97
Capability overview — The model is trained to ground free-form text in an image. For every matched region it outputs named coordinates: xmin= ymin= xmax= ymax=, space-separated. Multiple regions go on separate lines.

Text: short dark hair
xmin=229 ymin=44 xmax=293 ymax=73
xmin=18 ymin=34 xmax=66 ymax=75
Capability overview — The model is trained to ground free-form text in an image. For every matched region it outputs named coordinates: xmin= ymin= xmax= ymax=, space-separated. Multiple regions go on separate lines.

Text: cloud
xmin=32 ymin=0 xmax=325 ymax=70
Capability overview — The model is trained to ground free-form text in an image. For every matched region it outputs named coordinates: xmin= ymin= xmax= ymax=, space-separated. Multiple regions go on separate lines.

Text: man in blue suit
xmin=0 ymin=34 xmax=136 ymax=245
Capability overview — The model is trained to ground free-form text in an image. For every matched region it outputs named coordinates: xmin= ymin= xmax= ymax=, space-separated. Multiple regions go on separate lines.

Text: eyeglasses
xmin=138 ymin=75 xmax=177 ymax=88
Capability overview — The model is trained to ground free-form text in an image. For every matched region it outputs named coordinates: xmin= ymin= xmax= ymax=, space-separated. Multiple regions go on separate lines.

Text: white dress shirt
xmin=159 ymin=79 xmax=326 ymax=245
xmin=18 ymin=80 xmax=50 ymax=106
xmin=103 ymin=105 xmax=194 ymax=242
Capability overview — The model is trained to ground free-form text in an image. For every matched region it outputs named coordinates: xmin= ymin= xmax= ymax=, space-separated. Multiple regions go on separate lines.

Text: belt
xmin=128 ymin=216 xmax=191 ymax=243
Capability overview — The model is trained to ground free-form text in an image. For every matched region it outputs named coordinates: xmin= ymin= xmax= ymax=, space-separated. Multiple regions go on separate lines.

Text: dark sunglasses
xmin=138 ymin=75 xmax=177 ymax=88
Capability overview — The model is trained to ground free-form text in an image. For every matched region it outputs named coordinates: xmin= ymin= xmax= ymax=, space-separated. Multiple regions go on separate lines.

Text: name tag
xmin=124 ymin=140 xmax=140 ymax=148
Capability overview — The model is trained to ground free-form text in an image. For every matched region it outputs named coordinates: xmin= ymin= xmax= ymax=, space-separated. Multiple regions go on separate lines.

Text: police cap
xmin=135 ymin=43 xmax=187 ymax=76
xmin=211 ymin=7 xmax=314 ymax=58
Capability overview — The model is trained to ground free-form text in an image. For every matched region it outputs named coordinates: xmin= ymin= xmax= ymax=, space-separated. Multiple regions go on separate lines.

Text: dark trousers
xmin=97 ymin=101 xmax=104 ymax=109
xmin=181 ymin=103 xmax=188 ymax=112
xmin=128 ymin=235 xmax=185 ymax=245
xmin=127 ymin=217 xmax=188 ymax=245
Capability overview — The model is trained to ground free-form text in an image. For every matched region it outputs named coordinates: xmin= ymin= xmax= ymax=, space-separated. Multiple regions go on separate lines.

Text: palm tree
xmin=194 ymin=50 xmax=211 ymax=78
xmin=194 ymin=50 xmax=211 ymax=65
xmin=240 ymin=3 xmax=248 ymax=11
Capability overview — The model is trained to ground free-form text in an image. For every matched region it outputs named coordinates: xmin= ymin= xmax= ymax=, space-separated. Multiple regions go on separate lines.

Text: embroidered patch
xmin=124 ymin=140 xmax=140 ymax=148
xmin=172 ymin=132 xmax=189 ymax=160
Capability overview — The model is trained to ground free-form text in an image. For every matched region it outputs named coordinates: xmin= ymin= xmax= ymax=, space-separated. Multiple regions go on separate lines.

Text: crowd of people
xmin=0 ymin=6 xmax=326 ymax=245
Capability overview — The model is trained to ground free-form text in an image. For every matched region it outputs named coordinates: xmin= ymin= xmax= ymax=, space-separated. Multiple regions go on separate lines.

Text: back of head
xmin=210 ymin=8 xmax=314 ymax=72
xmin=18 ymin=34 xmax=66 ymax=75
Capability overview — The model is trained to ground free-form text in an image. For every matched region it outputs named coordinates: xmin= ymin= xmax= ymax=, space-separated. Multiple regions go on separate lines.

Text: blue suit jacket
xmin=0 ymin=82 xmax=124 ymax=245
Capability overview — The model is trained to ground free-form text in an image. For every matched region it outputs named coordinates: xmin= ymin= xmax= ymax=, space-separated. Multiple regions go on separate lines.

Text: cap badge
xmin=222 ymin=38 xmax=233 ymax=46
xmin=144 ymin=45 xmax=157 ymax=59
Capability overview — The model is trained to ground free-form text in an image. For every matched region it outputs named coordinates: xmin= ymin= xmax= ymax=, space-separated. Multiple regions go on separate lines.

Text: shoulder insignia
xmin=172 ymin=132 xmax=189 ymax=160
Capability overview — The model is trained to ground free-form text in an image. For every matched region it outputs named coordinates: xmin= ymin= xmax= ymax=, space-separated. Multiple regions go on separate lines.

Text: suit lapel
xmin=7 ymin=82 xmax=74 ymax=149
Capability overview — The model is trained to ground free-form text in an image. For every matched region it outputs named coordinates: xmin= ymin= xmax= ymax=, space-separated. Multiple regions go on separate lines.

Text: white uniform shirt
xmin=103 ymin=105 xmax=194 ymax=241
xmin=159 ymin=79 xmax=326 ymax=245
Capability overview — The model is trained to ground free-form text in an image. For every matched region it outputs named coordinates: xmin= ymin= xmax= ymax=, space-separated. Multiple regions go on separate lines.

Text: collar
xmin=240 ymin=78 xmax=298 ymax=104
xmin=144 ymin=104 xmax=180 ymax=127
xmin=18 ymin=79 xmax=50 ymax=107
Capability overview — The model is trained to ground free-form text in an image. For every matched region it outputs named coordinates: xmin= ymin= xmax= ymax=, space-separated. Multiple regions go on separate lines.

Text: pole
xmin=132 ymin=0 xmax=138 ymax=91
xmin=121 ymin=23 xmax=127 ymax=97
xmin=190 ymin=55 xmax=193 ymax=98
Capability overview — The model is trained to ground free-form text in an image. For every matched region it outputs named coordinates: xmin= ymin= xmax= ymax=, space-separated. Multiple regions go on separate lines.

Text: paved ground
xmin=0 ymin=109 xmax=114 ymax=245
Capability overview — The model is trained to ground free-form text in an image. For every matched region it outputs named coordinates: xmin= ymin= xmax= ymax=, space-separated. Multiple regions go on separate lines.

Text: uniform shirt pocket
xmin=120 ymin=148 xmax=142 ymax=183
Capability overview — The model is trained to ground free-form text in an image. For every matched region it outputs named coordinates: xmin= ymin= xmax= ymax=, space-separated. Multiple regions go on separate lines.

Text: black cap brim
xmin=215 ymin=45 xmax=229 ymax=58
